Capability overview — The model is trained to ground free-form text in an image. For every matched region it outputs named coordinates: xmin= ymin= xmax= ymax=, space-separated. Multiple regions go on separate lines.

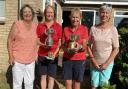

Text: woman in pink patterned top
xmin=90 ymin=3 xmax=119 ymax=89
xmin=7 ymin=4 xmax=38 ymax=89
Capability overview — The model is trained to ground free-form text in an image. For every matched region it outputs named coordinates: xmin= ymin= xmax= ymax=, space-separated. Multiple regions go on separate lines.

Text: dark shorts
xmin=62 ymin=58 xmax=86 ymax=82
xmin=37 ymin=56 xmax=58 ymax=78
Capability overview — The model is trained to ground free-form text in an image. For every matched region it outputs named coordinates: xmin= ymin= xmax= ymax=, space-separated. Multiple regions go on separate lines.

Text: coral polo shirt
xmin=62 ymin=25 xmax=88 ymax=60
xmin=37 ymin=21 xmax=62 ymax=56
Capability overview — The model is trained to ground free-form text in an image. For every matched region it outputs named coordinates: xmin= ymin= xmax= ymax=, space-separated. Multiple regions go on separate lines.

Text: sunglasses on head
xmin=102 ymin=3 xmax=112 ymax=8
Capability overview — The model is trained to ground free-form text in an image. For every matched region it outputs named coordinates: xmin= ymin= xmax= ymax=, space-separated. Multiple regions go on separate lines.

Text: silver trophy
xmin=45 ymin=28 xmax=54 ymax=46
xmin=45 ymin=28 xmax=54 ymax=59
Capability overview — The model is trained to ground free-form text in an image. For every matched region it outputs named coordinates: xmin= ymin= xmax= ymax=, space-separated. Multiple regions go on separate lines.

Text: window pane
xmin=45 ymin=0 xmax=51 ymax=6
xmin=81 ymin=11 xmax=94 ymax=29
xmin=0 ymin=0 xmax=5 ymax=17
xmin=95 ymin=12 xmax=100 ymax=25
xmin=114 ymin=17 xmax=128 ymax=28
xmin=116 ymin=12 xmax=128 ymax=15
xmin=62 ymin=11 xmax=71 ymax=29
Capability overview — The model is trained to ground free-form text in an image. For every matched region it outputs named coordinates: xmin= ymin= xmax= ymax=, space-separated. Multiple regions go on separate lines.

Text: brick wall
xmin=0 ymin=0 xmax=18 ymax=73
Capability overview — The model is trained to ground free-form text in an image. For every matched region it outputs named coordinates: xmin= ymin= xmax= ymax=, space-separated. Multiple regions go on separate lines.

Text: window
xmin=81 ymin=10 xmax=96 ymax=29
xmin=0 ymin=0 xmax=5 ymax=23
xmin=114 ymin=11 xmax=128 ymax=29
xmin=42 ymin=0 xmax=52 ymax=11
xmin=45 ymin=0 xmax=51 ymax=6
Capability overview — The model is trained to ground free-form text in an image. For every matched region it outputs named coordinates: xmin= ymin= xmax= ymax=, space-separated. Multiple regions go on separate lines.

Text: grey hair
xmin=99 ymin=3 xmax=112 ymax=13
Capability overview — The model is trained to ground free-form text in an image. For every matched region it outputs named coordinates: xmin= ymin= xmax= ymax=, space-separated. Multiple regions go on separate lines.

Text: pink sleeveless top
xmin=12 ymin=20 xmax=38 ymax=64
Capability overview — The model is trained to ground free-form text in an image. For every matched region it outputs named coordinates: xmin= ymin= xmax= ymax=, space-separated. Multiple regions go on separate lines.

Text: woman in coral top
xmin=36 ymin=5 xmax=62 ymax=89
xmin=7 ymin=4 xmax=38 ymax=89
xmin=62 ymin=8 xmax=88 ymax=89
xmin=90 ymin=3 xmax=119 ymax=89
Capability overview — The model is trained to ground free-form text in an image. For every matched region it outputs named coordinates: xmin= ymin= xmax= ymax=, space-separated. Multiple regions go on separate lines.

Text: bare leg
xmin=74 ymin=81 xmax=80 ymax=89
xmin=48 ymin=76 xmax=55 ymax=89
xmin=66 ymin=80 xmax=72 ymax=89
xmin=41 ymin=75 xmax=47 ymax=89
xmin=92 ymin=86 xmax=97 ymax=89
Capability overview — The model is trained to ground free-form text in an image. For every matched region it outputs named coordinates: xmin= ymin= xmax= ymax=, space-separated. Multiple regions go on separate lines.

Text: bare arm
xmin=87 ymin=46 xmax=100 ymax=69
xmin=37 ymin=38 xmax=45 ymax=46
xmin=101 ymin=27 xmax=119 ymax=69
xmin=106 ymin=47 xmax=119 ymax=64
xmin=7 ymin=22 xmax=18 ymax=65
xmin=37 ymin=37 xmax=62 ymax=58
xmin=78 ymin=39 xmax=88 ymax=52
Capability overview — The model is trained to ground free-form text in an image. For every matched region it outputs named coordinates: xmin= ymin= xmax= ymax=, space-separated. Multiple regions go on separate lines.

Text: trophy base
xmin=45 ymin=44 xmax=52 ymax=47
xmin=44 ymin=56 xmax=54 ymax=60
xmin=68 ymin=48 xmax=76 ymax=53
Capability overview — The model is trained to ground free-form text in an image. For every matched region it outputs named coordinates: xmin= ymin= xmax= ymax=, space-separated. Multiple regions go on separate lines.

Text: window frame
xmin=0 ymin=0 xmax=5 ymax=23
xmin=81 ymin=10 xmax=97 ymax=26
xmin=114 ymin=10 xmax=128 ymax=27
xmin=114 ymin=10 xmax=128 ymax=18
xmin=63 ymin=0 xmax=128 ymax=5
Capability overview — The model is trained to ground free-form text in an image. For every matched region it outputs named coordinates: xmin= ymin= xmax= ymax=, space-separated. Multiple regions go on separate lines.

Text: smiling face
xmin=100 ymin=9 xmax=111 ymax=23
xmin=22 ymin=7 xmax=33 ymax=21
xmin=45 ymin=6 xmax=54 ymax=21
xmin=70 ymin=9 xmax=81 ymax=27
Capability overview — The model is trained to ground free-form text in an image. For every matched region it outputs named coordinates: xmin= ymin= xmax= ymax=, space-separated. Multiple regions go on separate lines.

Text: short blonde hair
xmin=70 ymin=8 xmax=81 ymax=18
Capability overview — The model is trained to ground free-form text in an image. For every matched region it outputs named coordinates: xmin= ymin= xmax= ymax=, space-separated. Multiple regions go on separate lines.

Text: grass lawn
xmin=0 ymin=72 xmax=10 ymax=89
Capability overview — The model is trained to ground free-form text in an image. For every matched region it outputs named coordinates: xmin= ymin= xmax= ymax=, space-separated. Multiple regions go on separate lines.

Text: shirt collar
xmin=43 ymin=20 xmax=57 ymax=28
xmin=69 ymin=24 xmax=81 ymax=33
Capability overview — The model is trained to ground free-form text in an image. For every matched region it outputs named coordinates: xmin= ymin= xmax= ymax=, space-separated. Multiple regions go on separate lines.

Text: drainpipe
xmin=18 ymin=0 xmax=22 ymax=20
xmin=42 ymin=0 xmax=45 ymax=11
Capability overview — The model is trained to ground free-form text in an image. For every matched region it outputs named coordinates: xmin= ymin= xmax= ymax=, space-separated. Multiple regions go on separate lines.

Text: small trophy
xmin=69 ymin=34 xmax=79 ymax=49
xmin=48 ymin=52 xmax=54 ymax=60
xmin=45 ymin=28 xmax=54 ymax=46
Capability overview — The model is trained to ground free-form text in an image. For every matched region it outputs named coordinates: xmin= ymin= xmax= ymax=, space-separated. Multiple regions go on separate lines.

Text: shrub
xmin=113 ymin=27 xmax=128 ymax=89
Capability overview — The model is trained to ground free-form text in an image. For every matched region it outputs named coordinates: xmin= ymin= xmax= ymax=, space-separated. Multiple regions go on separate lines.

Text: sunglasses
xmin=102 ymin=3 xmax=112 ymax=8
